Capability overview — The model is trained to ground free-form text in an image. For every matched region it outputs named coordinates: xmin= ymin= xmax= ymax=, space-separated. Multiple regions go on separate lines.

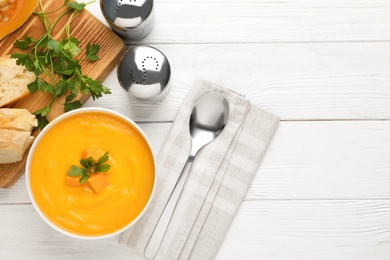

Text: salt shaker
xmin=117 ymin=46 xmax=171 ymax=104
xmin=100 ymin=0 xmax=155 ymax=42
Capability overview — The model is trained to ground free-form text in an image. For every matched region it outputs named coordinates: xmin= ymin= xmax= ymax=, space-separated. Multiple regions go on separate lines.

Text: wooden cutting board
xmin=0 ymin=0 xmax=126 ymax=188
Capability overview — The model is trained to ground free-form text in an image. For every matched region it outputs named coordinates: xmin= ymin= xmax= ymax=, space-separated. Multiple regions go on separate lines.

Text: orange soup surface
xmin=29 ymin=112 xmax=155 ymax=236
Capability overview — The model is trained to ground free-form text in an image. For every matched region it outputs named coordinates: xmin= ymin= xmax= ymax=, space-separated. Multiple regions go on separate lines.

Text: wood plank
xmin=0 ymin=0 xmax=126 ymax=188
xmin=2 ymin=1 xmax=388 ymax=259
xmin=3 ymin=121 xmax=390 ymax=203
xmin=249 ymin=121 xmax=390 ymax=200
xmin=216 ymin=200 xmax=390 ymax=260
xmin=0 ymin=204 xmax=141 ymax=259
xmin=2 ymin=201 xmax=390 ymax=259
xmin=85 ymin=42 xmax=390 ymax=121
xmin=85 ymin=0 xmax=390 ymax=44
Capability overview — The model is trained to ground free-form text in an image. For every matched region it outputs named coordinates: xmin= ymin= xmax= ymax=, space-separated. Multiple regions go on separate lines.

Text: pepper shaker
xmin=100 ymin=0 xmax=155 ymax=42
xmin=117 ymin=46 xmax=171 ymax=104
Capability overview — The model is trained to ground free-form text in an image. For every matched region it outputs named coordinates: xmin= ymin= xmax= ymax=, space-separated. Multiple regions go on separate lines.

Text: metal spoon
xmin=144 ymin=92 xmax=229 ymax=259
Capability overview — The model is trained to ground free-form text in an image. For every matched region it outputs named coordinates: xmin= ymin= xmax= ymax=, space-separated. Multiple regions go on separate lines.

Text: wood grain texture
xmin=217 ymin=200 xmax=390 ymax=260
xmin=0 ymin=0 xmax=126 ymax=188
xmin=0 ymin=205 xmax=134 ymax=259
xmin=84 ymin=42 xmax=390 ymax=121
xmin=1 ymin=0 xmax=390 ymax=259
xmin=3 ymin=121 xmax=390 ymax=204
xmin=2 ymin=201 xmax=390 ymax=259
xmin=86 ymin=0 xmax=390 ymax=44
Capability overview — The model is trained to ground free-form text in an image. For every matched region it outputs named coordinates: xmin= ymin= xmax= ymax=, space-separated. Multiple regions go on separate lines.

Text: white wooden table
xmin=2 ymin=0 xmax=390 ymax=259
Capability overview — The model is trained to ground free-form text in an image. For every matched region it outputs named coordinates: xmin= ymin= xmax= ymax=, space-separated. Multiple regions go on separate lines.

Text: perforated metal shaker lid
xmin=118 ymin=46 xmax=171 ymax=104
xmin=100 ymin=0 xmax=155 ymax=42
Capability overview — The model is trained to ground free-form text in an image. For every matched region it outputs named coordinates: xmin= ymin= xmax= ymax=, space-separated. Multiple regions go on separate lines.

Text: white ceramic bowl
xmin=26 ymin=107 xmax=156 ymax=239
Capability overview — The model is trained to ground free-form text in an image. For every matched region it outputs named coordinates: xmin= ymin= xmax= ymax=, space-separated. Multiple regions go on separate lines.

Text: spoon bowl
xmin=144 ymin=92 xmax=229 ymax=259
xmin=190 ymin=92 xmax=229 ymax=153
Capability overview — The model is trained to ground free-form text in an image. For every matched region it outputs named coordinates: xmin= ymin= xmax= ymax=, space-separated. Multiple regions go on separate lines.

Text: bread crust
xmin=0 ymin=128 xmax=32 ymax=164
xmin=0 ymin=108 xmax=38 ymax=131
xmin=0 ymin=108 xmax=36 ymax=164
xmin=0 ymin=55 xmax=36 ymax=107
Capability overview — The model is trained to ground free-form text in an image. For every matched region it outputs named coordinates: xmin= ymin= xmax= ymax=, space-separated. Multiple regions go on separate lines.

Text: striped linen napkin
xmin=119 ymin=79 xmax=279 ymax=260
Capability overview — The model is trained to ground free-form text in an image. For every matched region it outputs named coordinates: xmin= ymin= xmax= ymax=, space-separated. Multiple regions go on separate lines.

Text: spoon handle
xmin=144 ymin=155 xmax=194 ymax=259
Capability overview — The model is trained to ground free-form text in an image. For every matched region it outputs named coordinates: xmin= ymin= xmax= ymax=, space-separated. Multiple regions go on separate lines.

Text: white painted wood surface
xmin=1 ymin=0 xmax=390 ymax=259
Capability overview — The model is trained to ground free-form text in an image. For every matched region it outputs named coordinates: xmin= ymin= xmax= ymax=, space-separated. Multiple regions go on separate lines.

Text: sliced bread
xmin=0 ymin=108 xmax=36 ymax=164
xmin=0 ymin=129 xmax=34 ymax=164
xmin=0 ymin=55 xmax=36 ymax=107
xmin=0 ymin=108 xmax=37 ymax=131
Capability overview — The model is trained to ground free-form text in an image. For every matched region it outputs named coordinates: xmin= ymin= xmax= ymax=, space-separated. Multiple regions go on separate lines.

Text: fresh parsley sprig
xmin=67 ymin=152 xmax=111 ymax=184
xmin=10 ymin=0 xmax=110 ymax=130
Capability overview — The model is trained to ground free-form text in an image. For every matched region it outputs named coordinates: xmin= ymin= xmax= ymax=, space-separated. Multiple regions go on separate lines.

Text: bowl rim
xmin=25 ymin=107 xmax=157 ymax=240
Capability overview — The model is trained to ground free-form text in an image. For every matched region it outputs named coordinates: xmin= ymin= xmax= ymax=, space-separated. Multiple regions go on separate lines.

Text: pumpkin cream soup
xmin=29 ymin=111 xmax=155 ymax=237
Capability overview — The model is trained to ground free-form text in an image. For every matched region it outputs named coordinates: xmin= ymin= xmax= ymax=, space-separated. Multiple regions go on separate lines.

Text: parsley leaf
xmin=67 ymin=166 xmax=87 ymax=177
xmin=10 ymin=53 xmax=35 ymax=71
xmin=34 ymin=106 xmax=51 ymax=117
xmin=64 ymin=100 xmax=82 ymax=112
xmin=79 ymin=174 xmax=90 ymax=184
xmin=14 ymin=36 xmax=35 ymax=50
xmin=62 ymin=37 xmax=81 ymax=57
xmin=48 ymin=40 xmax=61 ymax=53
xmin=66 ymin=2 xmax=86 ymax=11
xmin=81 ymin=157 xmax=95 ymax=169
xmin=11 ymin=0 xmax=109 ymax=130
xmin=95 ymin=152 xmax=109 ymax=166
xmin=95 ymin=164 xmax=111 ymax=173
xmin=86 ymin=43 xmax=100 ymax=61
xmin=33 ymin=112 xmax=50 ymax=130
xmin=67 ymin=151 xmax=111 ymax=184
